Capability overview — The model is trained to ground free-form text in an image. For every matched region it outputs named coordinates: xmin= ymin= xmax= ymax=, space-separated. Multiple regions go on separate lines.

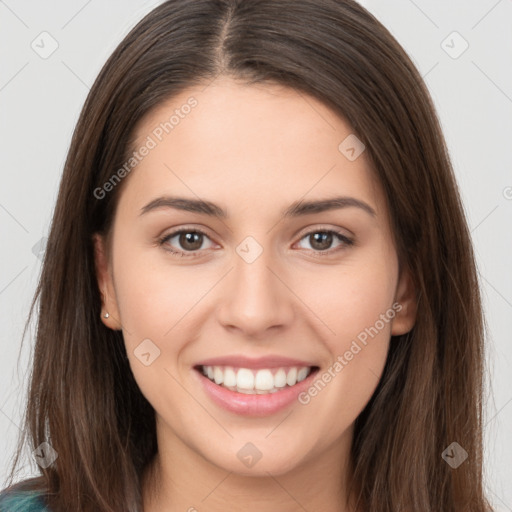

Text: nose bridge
xmin=216 ymin=237 xmax=293 ymax=334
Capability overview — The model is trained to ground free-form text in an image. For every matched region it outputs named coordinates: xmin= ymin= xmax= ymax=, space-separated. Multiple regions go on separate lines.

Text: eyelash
xmin=157 ymin=227 xmax=355 ymax=259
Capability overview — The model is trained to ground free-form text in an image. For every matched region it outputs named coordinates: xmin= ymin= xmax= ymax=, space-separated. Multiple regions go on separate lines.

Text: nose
xmin=216 ymin=245 xmax=295 ymax=338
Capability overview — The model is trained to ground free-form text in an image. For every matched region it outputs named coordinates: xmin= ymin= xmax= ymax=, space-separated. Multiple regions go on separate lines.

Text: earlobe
xmin=391 ymin=266 xmax=418 ymax=336
xmin=92 ymin=233 xmax=122 ymax=330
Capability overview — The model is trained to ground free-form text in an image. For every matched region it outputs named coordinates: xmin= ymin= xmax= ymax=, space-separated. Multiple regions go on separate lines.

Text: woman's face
xmin=94 ymin=77 xmax=416 ymax=477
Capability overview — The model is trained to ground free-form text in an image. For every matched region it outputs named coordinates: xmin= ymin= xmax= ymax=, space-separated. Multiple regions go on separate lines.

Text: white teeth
xmin=213 ymin=367 xmax=224 ymax=385
xmin=274 ymin=368 xmax=287 ymax=388
xmin=297 ymin=367 xmax=309 ymax=382
xmin=254 ymin=369 xmax=274 ymax=391
xmin=201 ymin=365 xmax=313 ymax=393
xmin=236 ymin=368 xmax=255 ymax=390
xmin=223 ymin=367 xmax=237 ymax=387
xmin=286 ymin=367 xmax=297 ymax=386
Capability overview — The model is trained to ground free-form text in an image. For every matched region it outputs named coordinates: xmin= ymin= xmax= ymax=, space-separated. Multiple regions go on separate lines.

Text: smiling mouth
xmin=194 ymin=365 xmax=320 ymax=394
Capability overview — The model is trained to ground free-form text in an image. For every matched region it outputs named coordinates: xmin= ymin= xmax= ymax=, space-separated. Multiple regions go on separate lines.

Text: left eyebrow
xmin=283 ymin=196 xmax=376 ymax=218
xmin=138 ymin=195 xmax=377 ymax=219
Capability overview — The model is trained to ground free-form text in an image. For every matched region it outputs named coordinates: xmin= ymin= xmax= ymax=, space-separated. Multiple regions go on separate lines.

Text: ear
xmin=92 ymin=233 xmax=122 ymax=331
xmin=391 ymin=265 xmax=417 ymax=336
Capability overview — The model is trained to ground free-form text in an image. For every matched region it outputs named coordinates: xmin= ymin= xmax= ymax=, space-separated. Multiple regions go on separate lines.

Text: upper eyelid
xmin=294 ymin=224 xmax=353 ymax=239
xmin=162 ymin=225 xmax=351 ymax=240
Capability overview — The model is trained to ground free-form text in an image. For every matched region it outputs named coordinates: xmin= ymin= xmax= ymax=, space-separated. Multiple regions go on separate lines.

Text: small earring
xmin=103 ymin=312 xmax=110 ymax=319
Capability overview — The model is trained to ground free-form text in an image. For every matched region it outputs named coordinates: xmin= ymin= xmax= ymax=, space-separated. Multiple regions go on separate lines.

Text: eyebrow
xmin=139 ymin=195 xmax=376 ymax=218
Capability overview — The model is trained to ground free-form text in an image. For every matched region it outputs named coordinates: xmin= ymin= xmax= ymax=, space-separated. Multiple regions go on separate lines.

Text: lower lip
xmin=193 ymin=367 xmax=319 ymax=417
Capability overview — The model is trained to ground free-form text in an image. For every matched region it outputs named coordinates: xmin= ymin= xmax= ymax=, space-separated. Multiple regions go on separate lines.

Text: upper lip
xmin=194 ymin=355 xmax=317 ymax=369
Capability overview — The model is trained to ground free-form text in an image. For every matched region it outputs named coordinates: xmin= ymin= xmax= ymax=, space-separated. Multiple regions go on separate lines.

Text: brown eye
xmin=296 ymin=229 xmax=354 ymax=254
xmin=159 ymin=229 xmax=215 ymax=257
xmin=177 ymin=232 xmax=204 ymax=251
xmin=308 ymin=232 xmax=334 ymax=251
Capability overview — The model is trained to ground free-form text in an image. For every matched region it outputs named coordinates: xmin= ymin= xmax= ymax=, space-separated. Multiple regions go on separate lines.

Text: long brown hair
xmin=3 ymin=1 xmax=493 ymax=510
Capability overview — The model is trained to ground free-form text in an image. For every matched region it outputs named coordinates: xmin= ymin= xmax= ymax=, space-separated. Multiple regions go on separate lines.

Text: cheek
xmin=296 ymin=247 xmax=398 ymax=343
xmin=297 ymin=295 xmax=394 ymax=441
xmin=111 ymin=245 xmax=200 ymax=417
xmin=112 ymin=240 xmax=207 ymax=340
xmin=295 ymin=247 xmax=397 ymax=414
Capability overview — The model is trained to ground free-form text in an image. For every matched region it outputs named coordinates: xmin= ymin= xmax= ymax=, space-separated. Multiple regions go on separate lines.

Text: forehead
xmin=121 ymin=77 xmax=386 ymax=221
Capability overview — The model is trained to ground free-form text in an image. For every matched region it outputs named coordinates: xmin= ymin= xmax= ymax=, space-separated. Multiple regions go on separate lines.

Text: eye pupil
xmin=310 ymin=232 xmax=333 ymax=251
xmin=180 ymin=232 xmax=203 ymax=250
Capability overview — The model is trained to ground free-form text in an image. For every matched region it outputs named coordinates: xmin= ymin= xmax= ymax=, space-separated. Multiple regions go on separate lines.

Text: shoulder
xmin=0 ymin=480 xmax=49 ymax=512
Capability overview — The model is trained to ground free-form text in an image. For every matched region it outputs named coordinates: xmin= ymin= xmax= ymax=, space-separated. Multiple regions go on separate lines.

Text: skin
xmin=94 ymin=76 xmax=417 ymax=512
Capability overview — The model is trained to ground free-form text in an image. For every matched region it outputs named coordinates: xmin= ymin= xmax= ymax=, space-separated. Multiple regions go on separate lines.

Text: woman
xmin=0 ymin=0 xmax=494 ymax=511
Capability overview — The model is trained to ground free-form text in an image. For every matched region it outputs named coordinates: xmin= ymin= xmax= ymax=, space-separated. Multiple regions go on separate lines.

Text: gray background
xmin=0 ymin=0 xmax=510 ymax=509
